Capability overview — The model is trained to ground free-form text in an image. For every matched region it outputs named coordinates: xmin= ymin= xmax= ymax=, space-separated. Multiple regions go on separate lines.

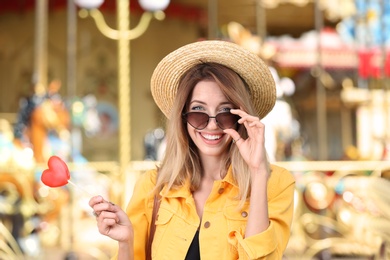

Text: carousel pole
xmin=75 ymin=0 xmax=169 ymax=207
xmin=208 ymin=0 xmax=218 ymax=39
xmin=65 ymin=1 xmax=78 ymax=259
xmin=67 ymin=0 xmax=77 ymax=99
xmin=313 ymin=1 xmax=330 ymax=258
xmin=256 ymin=0 xmax=266 ymax=46
xmin=314 ymin=0 xmax=328 ymax=160
xmin=33 ymin=0 xmax=48 ymax=91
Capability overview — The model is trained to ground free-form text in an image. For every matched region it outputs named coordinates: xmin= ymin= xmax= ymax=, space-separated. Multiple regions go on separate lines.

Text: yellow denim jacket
xmin=124 ymin=164 xmax=295 ymax=260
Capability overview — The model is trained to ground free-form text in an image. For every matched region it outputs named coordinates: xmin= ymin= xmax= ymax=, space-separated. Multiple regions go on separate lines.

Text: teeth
xmin=202 ymin=134 xmax=222 ymax=140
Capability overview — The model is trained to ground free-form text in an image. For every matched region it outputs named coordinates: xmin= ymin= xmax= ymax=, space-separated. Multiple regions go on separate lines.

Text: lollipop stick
xmin=67 ymin=180 xmax=94 ymax=197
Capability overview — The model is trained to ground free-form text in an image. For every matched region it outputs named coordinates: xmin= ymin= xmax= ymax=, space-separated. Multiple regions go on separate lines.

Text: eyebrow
xmin=189 ymin=100 xmax=233 ymax=106
xmin=189 ymin=100 xmax=206 ymax=105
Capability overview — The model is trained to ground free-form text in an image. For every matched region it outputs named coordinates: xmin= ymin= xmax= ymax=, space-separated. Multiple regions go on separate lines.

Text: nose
xmin=206 ymin=116 xmax=219 ymax=129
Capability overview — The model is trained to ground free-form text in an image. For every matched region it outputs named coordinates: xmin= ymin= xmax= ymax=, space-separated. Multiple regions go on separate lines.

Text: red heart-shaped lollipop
xmin=41 ymin=156 xmax=70 ymax=187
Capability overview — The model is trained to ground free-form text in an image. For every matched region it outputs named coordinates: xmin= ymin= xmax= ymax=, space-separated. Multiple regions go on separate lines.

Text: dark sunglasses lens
xmin=186 ymin=112 xmax=209 ymax=129
xmin=216 ymin=113 xmax=240 ymax=129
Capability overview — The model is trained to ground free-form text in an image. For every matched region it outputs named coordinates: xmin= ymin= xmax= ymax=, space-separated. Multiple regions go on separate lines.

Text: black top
xmin=185 ymin=230 xmax=200 ymax=260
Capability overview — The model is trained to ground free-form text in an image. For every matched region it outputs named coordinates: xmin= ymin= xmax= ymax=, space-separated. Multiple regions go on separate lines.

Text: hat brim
xmin=151 ymin=40 xmax=276 ymax=119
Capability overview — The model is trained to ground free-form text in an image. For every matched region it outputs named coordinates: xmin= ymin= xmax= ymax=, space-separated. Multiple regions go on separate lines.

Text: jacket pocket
xmin=155 ymin=207 xmax=173 ymax=225
xmin=154 ymin=207 xmax=174 ymax=240
xmin=153 ymin=207 xmax=197 ymax=260
xmin=223 ymin=203 xmax=250 ymax=231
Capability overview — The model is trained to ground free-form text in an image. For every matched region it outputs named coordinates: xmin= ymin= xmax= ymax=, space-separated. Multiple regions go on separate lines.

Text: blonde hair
xmin=155 ymin=63 xmax=260 ymax=204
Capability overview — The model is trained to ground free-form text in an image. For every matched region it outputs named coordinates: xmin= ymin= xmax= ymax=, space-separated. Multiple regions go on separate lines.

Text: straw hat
xmin=151 ymin=40 xmax=276 ymax=119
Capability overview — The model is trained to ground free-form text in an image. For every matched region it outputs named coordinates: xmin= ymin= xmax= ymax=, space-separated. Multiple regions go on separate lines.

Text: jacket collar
xmin=223 ymin=165 xmax=237 ymax=187
xmin=161 ymin=165 xmax=237 ymax=199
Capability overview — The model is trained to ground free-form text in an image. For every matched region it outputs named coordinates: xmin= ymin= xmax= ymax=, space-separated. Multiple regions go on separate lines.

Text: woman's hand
xmin=224 ymin=108 xmax=270 ymax=177
xmin=89 ymin=196 xmax=134 ymax=243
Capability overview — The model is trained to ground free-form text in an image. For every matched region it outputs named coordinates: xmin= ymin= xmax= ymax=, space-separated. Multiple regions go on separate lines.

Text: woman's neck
xmin=200 ymin=155 xmax=225 ymax=181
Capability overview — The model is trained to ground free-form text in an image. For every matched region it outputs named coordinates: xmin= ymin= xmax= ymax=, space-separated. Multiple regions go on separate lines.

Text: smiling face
xmin=186 ymin=80 xmax=235 ymax=159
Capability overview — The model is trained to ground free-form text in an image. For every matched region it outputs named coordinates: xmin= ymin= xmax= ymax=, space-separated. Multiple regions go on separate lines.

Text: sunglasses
xmin=183 ymin=111 xmax=240 ymax=130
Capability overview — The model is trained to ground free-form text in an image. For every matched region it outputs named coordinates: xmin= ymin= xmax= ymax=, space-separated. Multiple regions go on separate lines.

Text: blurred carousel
xmin=0 ymin=118 xmax=55 ymax=259
xmin=282 ymin=160 xmax=390 ymax=260
xmin=0 ymin=92 xmax=117 ymax=259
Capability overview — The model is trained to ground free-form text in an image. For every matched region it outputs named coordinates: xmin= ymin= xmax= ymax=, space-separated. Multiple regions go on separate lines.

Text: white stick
xmin=67 ymin=180 xmax=95 ymax=197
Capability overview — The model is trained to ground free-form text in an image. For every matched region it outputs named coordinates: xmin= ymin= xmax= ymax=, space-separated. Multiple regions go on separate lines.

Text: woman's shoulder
xmin=141 ymin=167 xmax=158 ymax=182
xmin=134 ymin=168 xmax=159 ymax=192
xmin=268 ymin=164 xmax=295 ymax=194
xmin=128 ymin=168 xmax=159 ymax=207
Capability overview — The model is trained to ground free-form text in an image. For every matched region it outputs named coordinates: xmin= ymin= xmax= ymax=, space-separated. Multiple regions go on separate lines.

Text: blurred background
xmin=0 ymin=0 xmax=390 ymax=259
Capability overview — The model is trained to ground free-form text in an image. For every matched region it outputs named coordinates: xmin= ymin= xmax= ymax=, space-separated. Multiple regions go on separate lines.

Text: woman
xmin=89 ymin=40 xmax=295 ymax=260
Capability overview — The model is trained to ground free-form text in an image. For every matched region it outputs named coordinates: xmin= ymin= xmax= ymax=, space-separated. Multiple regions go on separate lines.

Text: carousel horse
xmin=8 ymin=80 xmax=72 ymax=255
xmin=10 ymin=82 xmax=111 ymax=257
xmin=28 ymin=80 xmax=71 ymax=163
xmin=14 ymin=80 xmax=71 ymax=164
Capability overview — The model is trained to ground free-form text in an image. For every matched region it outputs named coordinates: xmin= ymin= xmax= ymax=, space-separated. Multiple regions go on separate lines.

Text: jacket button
xmin=218 ymin=188 xmax=224 ymax=194
xmin=241 ymin=211 xmax=248 ymax=218
xmin=204 ymin=221 xmax=211 ymax=228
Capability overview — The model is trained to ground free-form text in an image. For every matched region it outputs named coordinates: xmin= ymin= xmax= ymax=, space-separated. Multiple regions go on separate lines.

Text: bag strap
xmin=146 ymin=194 xmax=161 ymax=260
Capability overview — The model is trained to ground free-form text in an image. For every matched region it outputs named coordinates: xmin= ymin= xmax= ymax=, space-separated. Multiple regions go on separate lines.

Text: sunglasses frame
xmin=183 ymin=111 xmax=240 ymax=130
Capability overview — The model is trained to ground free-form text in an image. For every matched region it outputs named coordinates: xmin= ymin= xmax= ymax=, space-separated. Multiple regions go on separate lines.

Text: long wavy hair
xmin=154 ymin=62 xmax=260 ymax=204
